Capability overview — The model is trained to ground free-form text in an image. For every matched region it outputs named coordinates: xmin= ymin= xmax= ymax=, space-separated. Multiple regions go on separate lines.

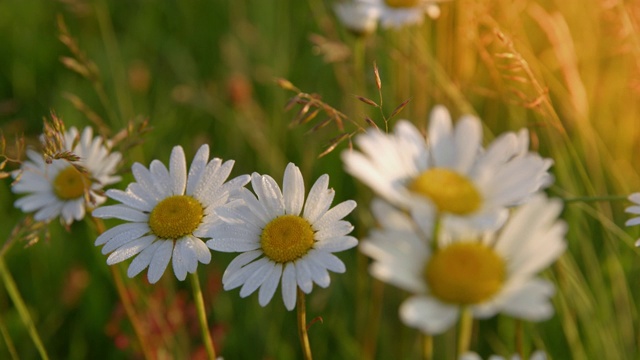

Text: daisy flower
xmin=334 ymin=1 xmax=380 ymax=36
xmin=625 ymin=192 xmax=640 ymax=246
xmin=92 ymin=145 xmax=250 ymax=284
xmin=360 ymin=194 xmax=566 ymax=334
xmin=342 ymin=105 xmax=553 ymax=231
xmin=460 ymin=350 xmax=547 ymax=360
xmin=358 ymin=0 xmax=443 ymax=29
xmin=207 ymin=163 xmax=358 ymax=310
xmin=12 ymin=126 xmax=121 ymax=225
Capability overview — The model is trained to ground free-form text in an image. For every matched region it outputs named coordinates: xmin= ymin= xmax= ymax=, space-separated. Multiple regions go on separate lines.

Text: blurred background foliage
xmin=1 ymin=0 xmax=640 ymax=359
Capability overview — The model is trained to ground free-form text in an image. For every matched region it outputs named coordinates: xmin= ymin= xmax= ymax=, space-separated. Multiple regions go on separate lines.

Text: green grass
xmin=1 ymin=0 xmax=640 ymax=359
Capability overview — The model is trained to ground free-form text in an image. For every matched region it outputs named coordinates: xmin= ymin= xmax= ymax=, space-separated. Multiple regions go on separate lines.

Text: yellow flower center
xmin=425 ymin=242 xmax=505 ymax=305
xmin=261 ymin=215 xmax=315 ymax=263
xmin=149 ymin=195 xmax=204 ymax=239
xmin=53 ymin=166 xmax=90 ymax=200
xmin=385 ymin=0 xmax=420 ymax=8
xmin=408 ymin=168 xmax=482 ymax=215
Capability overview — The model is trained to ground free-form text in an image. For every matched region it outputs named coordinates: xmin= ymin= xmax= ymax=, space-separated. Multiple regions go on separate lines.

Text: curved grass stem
xmin=297 ymin=288 xmax=313 ymax=360
xmin=0 ymin=256 xmax=49 ymax=360
xmin=423 ymin=334 xmax=433 ymax=360
xmin=190 ymin=271 xmax=217 ymax=360
xmin=457 ymin=306 xmax=473 ymax=356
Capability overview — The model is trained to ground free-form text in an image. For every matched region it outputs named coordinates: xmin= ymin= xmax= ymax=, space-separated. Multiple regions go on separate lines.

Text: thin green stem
xmin=0 ymin=256 xmax=49 ymax=360
xmin=423 ymin=334 xmax=433 ymax=360
xmin=515 ymin=319 xmax=524 ymax=358
xmin=562 ymin=194 xmax=629 ymax=204
xmin=0 ymin=312 xmax=19 ymax=360
xmin=457 ymin=306 xmax=473 ymax=356
xmin=190 ymin=272 xmax=216 ymax=360
xmin=297 ymin=288 xmax=313 ymax=360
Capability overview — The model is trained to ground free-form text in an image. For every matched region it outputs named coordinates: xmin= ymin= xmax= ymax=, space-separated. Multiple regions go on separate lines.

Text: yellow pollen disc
xmin=385 ymin=0 xmax=420 ymax=8
xmin=261 ymin=215 xmax=315 ymax=263
xmin=425 ymin=242 xmax=505 ymax=305
xmin=149 ymin=195 xmax=204 ymax=239
xmin=53 ymin=166 xmax=90 ymax=200
xmin=408 ymin=168 xmax=482 ymax=215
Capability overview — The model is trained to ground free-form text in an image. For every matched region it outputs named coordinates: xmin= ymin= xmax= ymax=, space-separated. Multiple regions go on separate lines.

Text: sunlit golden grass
xmin=1 ymin=0 xmax=640 ymax=359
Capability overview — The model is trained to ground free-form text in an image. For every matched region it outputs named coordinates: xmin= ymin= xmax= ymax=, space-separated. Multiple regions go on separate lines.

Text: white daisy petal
xmin=428 ymin=105 xmax=455 ymax=168
xmin=313 ymin=200 xmax=357 ymax=231
xmin=169 ymin=146 xmax=187 ymax=195
xmin=222 ymin=250 xmax=263 ymax=283
xmin=315 ymin=236 xmax=359 ymax=252
xmin=281 ymin=262 xmax=297 ymax=310
xmin=259 ymin=263 xmax=283 ymax=306
xmin=131 ymin=163 xmax=163 ymax=200
xmin=104 ymin=189 xmax=153 ymax=212
xmin=224 ymin=257 xmax=270 ymax=291
xmin=305 ymin=252 xmax=331 ymax=288
xmin=34 ymin=202 xmax=63 ymax=222
xmin=92 ymin=205 xmax=148 ymax=222
xmin=240 ymin=260 xmax=277 ymax=298
xmin=453 ymin=115 xmax=481 ymax=173
xmin=102 ymin=225 xmax=151 ymax=254
xmin=303 ymin=174 xmax=334 ymax=223
xmin=188 ymin=235 xmax=212 ymax=264
xmin=283 ymin=163 xmax=305 ymax=216
xmin=173 ymin=237 xmax=199 ymax=280
xmin=625 ymin=205 xmax=640 ymax=215
xmin=147 ymin=240 xmax=174 ymax=284
xmin=294 ymin=260 xmax=313 ymax=293
xmin=96 ymin=222 xmax=149 ymax=246
xmin=626 ymin=218 xmax=640 ymax=226
xmin=255 ymin=174 xmax=285 ymax=216
xmin=107 ymin=235 xmax=155 ymax=265
xmin=500 ymin=278 xmax=555 ymax=321
xmin=311 ymin=249 xmax=346 ymax=273
xmin=399 ymin=296 xmax=459 ymax=335
xmin=127 ymin=240 xmax=163 ymax=278
xmin=315 ymin=220 xmax=354 ymax=240
xmin=629 ymin=193 xmax=640 ymax=204
xmin=186 ymin=144 xmax=209 ymax=195
xmin=14 ymin=193 xmax=58 ymax=212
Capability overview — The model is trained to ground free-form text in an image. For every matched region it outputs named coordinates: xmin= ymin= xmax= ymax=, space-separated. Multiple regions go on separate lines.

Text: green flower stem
xmin=457 ymin=306 xmax=473 ymax=356
xmin=515 ymin=319 xmax=524 ymax=358
xmin=297 ymin=288 xmax=313 ymax=360
xmin=562 ymin=194 xmax=629 ymax=204
xmin=190 ymin=272 xmax=217 ymax=360
xmin=423 ymin=334 xmax=433 ymax=360
xmin=92 ymin=217 xmax=154 ymax=360
xmin=0 ymin=255 xmax=49 ymax=360
xmin=0 ymin=311 xmax=19 ymax=360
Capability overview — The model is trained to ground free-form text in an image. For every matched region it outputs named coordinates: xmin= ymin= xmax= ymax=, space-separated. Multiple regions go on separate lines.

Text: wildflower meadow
xmin=1 ymin=1 xmax=640 ymax=359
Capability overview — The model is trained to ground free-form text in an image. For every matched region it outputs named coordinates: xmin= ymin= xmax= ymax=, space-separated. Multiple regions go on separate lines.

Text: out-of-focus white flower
xmin=359 ymin=0 xmax=444 ymax=29
xmin=361 ymin=194 xmax=566 ymax=334
xmin=334 ymin=1 xmax=380 ymax=36
xmin=12 ymin=127 xmax=121 ymax=225
xmin=625 ymin=192 xmax=640 ymax=246
xmin=342 ymin=105 xmax=553 ymax=233
xmin=460 ymin=350 xmax=547 ymax=360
